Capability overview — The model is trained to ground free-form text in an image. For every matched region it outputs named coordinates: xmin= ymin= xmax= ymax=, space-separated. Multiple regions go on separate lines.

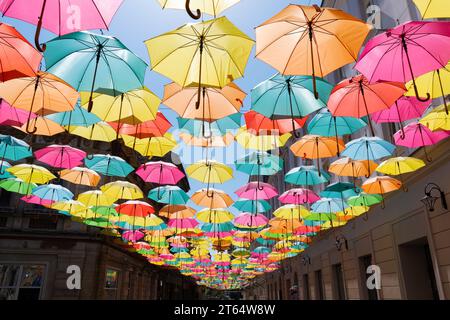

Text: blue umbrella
xmin=285 ymin=166 xmax=330 ymax=186
xmin=342 ymin=137 xmax=395 ymax=176
xmin=311 ymin=198 xmax=348 ymax=214
xmin=46 ymin=103 xmax=101 ymax=130
xmin=251 ymin=74 xmax=333 ymax=136
xmin=235 ymin=151 xmax=283 ymax=176
xmin=31 ymin=184 xmax=74 ymax=202
xmin=320 ymin=182 xmax=361 ymax=199
xmin=0 ymin=161 xmax=12 ymax=179
xmin=177 ymin=113 xmax=241 ymax=136
xmin=0 ymin=135 xmax=32 ymax=174
xmin=233 ymin=199 xmax=272 ymax=213
xmin=148 ymin=186 xmax=189 ymax=205
xmin=84 ymin=154 xmax=134 ymax=177
xmin=44 ymin=31 xmax=147 ymax=112
xmin=307 ymin=108 xmax=367 ymax=155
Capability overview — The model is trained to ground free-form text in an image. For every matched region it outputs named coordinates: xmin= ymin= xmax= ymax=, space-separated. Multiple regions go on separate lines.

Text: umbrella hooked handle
xmin=86 ymin=154 xmax=94 ymax=160
xmin=26 ymin=77 xmax=41 ymax=134
xmin=34 ymin=0 xmax=47 ymax=52
xmin=401 ymin=36 xmax=430 ymax=102
xmin=185 ymin=0 xmax=201 ymax=19
xmin=394 ymin=101 xmax=406 ymax=140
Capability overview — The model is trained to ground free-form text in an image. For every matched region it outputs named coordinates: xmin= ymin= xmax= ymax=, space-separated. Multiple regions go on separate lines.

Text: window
xmin=302 ymin=274 xmax=310 ymax=300
xmin=28 ymin=215 xmax=58 ymax=230
xmin=104 ymin=268 xmax=120 ymax=299
xmin=0 ymin=190 xmax=11 ymax=206
xmin=359 ymin=255 xmax=378 ymax=300
xmin=314 ymin=270 xmax=324 ymax=300
xmin=0 ymin=264 xmax=45 ymax=300
xmin=0 ymin=216 xmax=7 ymax=228
xmin=332 ymin=263 xmax=346 ymax=300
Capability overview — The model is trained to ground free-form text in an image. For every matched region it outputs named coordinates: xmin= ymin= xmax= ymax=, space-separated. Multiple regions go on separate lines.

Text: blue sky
xmin=2 ymin=0 xmax=320 ymax=213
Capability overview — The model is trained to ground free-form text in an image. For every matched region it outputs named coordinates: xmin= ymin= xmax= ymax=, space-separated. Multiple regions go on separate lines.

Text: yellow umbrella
xmin=100 ymin=181 xmax=144 ymax=200
xmin=77 ymin=190 xmax=115 ymax=207
xmin=145 ymin=17 xmax=253 ymax=107
xmin=51 ymin=200 xmax=88 ymax=215
xmin=235 ymin=126 xmax=291 ymax=151
xmin=420 ymin=104 xmax=450 ymax=131
xmin=197 ymin=208 xmax=234 ymax=223
xmin=335 ymin=206 xmax=370 ymax=219
xmin=68 ymin=122 xmax=117 ymax=142
xmin=412 ymin=0 xmax=450 ymax=19
xmin=376 ymin=156 xmax=425 ymax=191
xmin=80 ymin=87 xmax=159 ymax=126
xmin=158 ymin=0 xmax=240 ymax=17
xmin=186 ymin=160 xmax=233 ymax=184
xmin=179 ymin=132 xmax=234 ymax=147
xmin=59 ymin=167 xmax=101 ymax=187
xmin=7 ymin=164 xmax=56 ymax=184
xmin=121 ymin=133 xmax=176 ymax=157
xmin=273 ymin=204 xmax=310 ymax=220
xmin=405 ymin=61 xmax=449 ymax=116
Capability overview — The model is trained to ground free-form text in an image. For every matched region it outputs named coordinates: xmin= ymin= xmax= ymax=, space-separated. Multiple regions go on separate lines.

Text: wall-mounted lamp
xmin=335 ymin=235 xmax=348 ymax=251
xmin=301 ymin=255 xmax=311 ymax=265
xmin=421 ymin=183 xmax=448 ymax=212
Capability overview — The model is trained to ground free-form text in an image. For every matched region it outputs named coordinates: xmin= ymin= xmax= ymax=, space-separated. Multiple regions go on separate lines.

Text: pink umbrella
xmin=0 ymin=0 xmax=124 ymax=51
xmin=235 ymin=182 xmax=278 ymax=200
xmin=0 ymin=99 xmax=37 ymax=126
xmin=122 ymin=230 xmax=144 ymax=242
xmin=394 ymin=122 xmax=450 ymax=162
xmin=168 ymin=218 xmax=199 ymax=229
xmin=371 ymin=96 xmax=430 ymax=138
xmin=279 ymin=188 xmax=320 ymax=205
xmin=20 ymin=195 xmax=53 ymax=206
xmin=34 ymin=145 xmax=86 ymax=169
xmin=356 ymin=21 xmax=450 ymax=102
xmin=234 ymin=213 xmax=268 ymax=228
xmin=136 ymin=161 xmax=184 ymax=185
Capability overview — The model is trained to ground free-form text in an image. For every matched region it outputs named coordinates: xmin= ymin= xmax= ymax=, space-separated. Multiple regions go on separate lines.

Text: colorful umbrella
xmin=197 ymin=208 xmax=234 ymax=224
xmin=115 ymin=201 xmax=155 ymax=217
xmin=235 ymin=182 xmax=278 ymax=200
xmin=235 ymin=127 xmax=291 ymax=151
xmin=28 ymin=183 xmax=74 ymax=204
xmin=0 ymin=134 xmax=32 ymax=171
xmin=136 ymin=161 xmax=184 ymax=185
xmin=158 ymin=0 xmax=239 ymax=18
xmin=0 ymin=177 xmax=36 ymax=195
xmin=101 ymin=181 xmax=143 ymax=200
xmin=186 ymin=160 xmax=233 ymax=192
xmin=59 ymin=167 xmax=100 ymax=187
xmin=148 ymin=186 xmax=189 ymax=205
xmin=44 ymin=32 xmax=147 ymax=112
xmin=0 ymin=99 xmax=37 ymax=126
xmin=285 ymin=166 xmax=330 ymax=186
xmin=361 ymin=176 xmax=402 ymax=208
xmin=110 ymin=112 xmax=171 ymax=139
xmin=46 ymin=104 xmax=101 ymax=130
xmin=178 ymin=113 xmax=241 ymax=137
xmin=420 ymin=104 xmax=450 ymax=131
xmin=234 ymin=213 xmax=268 ymax=229
xmin=255 ymin=4 xmax=371 ymax=98
xmin=68 ymin=121 xmax=117 ymax=142
xmin=347 ymin=193 xmax=383 ymax=207
xmin=355 ymin=21 xmax=450 ymax=102
xmin=77 ymin=190 xmax=115 ymax=207
xmin=233 ymin=199 xmax=271 ymax=214
xmin=235 ymin=151 xmax=283 ymax=176
xmin=191 ymin=188 xmax=233 ymax=208
xmin=412 ymin=0 xmax=450 ymax=19
xmin=244 ymin=110 xmax=307 ymax=135
xmin=159 ymin=205 xmax=196 ymax=219
xmin=145 ymin=17 xmax=253 ymax=107
xmin=7 ymin=163 xmax=56 ymax=184
xmin=329 ymin=157 xmax=378 ymax=181
xmin=121 ymin=133 xmax=177 ymax=158
xmin=85 ymin=154 xmax=134 ymax=177
xmin=279 ymin=188 xmax=320 ymax=205
xmin=34 ymin=145 xmax=86 ymax=169
xmin=376 ymin=156 xmax=426 ymax=191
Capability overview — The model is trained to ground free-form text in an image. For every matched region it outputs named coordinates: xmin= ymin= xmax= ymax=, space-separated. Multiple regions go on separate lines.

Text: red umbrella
xmin=328 ymin=74 xmax=405 ymax=136
xmin=109 ymin=112 xmax=171 ymax=139
xmin=244 ymin=110 xmax=307 ymax=134
xmin=115 ymin=200 xmax=155 ymax=217
xmin=0 ymin=23 xmax=41 ymax=81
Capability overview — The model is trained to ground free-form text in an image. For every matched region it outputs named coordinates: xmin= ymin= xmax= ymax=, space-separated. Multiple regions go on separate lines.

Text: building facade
xmin=243 ymin=0 xmax=450 ymax=300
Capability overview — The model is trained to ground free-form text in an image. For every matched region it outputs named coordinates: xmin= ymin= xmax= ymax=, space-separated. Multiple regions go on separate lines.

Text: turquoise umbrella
xmin=0 ymin=161 xmax=12 ymax=179
xmin=46 ymin=103 xmax=101 ymax=129
xmin=307 ymin=108 xmax=367 ymax=155
xmin=311 ymin=198 xmax=348 ymax=214
xmin=235 ymin=151 xmax=283 ymax=176
xmin=0 ymin=135 xmax=32 ymax=173
xmin=285 ymin=166 xmax=330 ymax=186
xmin=233 ymin=199 xmax=271 ymax=213
xmin=342 ymin=137 xmax=395 ymax=176
xmin=201 ymin=222 xmax=234 ymax=233
xmin=177 ymin=113 xmax=241 ymax=136
xmin=84 ymin=154 xmax=134 ymax=177
xmin=320 ymin=182 xmax=361 ymax=199
xmin=251 ymin=74 xmax=333 ymax=136
xmin=148 ymin=186 xmax=189 ymax=205
xmin=44 ymin=31 xmax=147 ymax=112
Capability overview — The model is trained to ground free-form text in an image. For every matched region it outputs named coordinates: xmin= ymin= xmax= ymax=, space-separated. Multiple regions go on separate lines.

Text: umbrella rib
xmin=281 ymin=30 xmax=309 ymax=75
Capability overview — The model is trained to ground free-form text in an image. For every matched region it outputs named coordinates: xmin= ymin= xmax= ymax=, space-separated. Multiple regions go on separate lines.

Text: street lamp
xmin=421 ymin=183 xmax=448 ymax=212
xmin=335 ymin=235 xmax=348 ymax=251
xmin=301 ymin=254 xmax=311 ymax=265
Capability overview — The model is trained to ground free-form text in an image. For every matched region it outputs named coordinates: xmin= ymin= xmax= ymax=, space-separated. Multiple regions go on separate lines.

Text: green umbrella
xmin=347 ymin=193 xmax=383 ymax=207
xmin=0 ymin=178 xmax=37 ymax=195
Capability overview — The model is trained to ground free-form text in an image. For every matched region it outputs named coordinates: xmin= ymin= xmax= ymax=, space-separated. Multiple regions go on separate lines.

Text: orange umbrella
xmin=15 ymin=116 xmax=64 ymax=136
xmin=0 ymin=23 xmax=41 ymax=82
xmin=163 ymin=81 xmax=245 ymax=137
xmin=159 ymin=205 xmax=196 ymax=219
xmin=0 ymin=71 xmax=78 ymax=133
xmin=362 ymin=176 xmax=402 ymax=209
xmin=329 ymin=157 xmax=378 ymax=182
xmin=59 ymin=167 xmax=101 ymax=187
xmin=256 ymin=4 xmax=371 ymax=98
xmin=290 ymin=135 xmax=345 ymax=174
xmin=191 ymin=188 xmax=234 ymax=208
xmin=179 ymin=132 xmax=234 ymax=147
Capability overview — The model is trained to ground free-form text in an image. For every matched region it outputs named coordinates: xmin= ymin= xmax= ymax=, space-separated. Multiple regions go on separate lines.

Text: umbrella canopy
xmin=327 ymin=74 xmax=405 ymax=136
xmin=0 ymin=177 xmax=36 ymax=195
xmin=34 ymin=145 xmax=86 ymax=169
xmin=159 ymin=205 xmax=196 ymax=219
xmin=85 ymin=154 xmax=134 ymax=177
xmin=7 ymin=163 xmax=56 ymax=184
xmin=235 ymin=151 xmax=283 ymax=176
xmin=178 ymin=113 xmax=241 ymax=136
xmin=29 ymin=183 xmax=73 ymax=203
xmin=197 ymin=208 xmax=234 ymax=224
xmin=362 ymin=176 xmax=402 ymax=204
xmin=273 ymin=204 xmax=310 ymax=220
xmin=158 ymin=0 xmax=239 ymax=17
xmin=371 ymin=96 xmax=430 ymax=125
xmin=136 ymin=161 xmax=184 ymax=185
xmin=256 ymin=4 xmax=371 ymax=98
xmin=234 ymin=213 xmax=268 ymax=229
xmin=15 ymin=116 xmax=64 ymax=136
xmin=0 ymin=161 xmax=12 ymax=178
xmin=46 ymin=104 xmax=101 ymax=129
xmin=0 ymin=23 xmax=41 ymax=81
xmin=145 ymin=16 xmax=253 ymax=107
xmin=235 ymin=127 xmax=291 ymax=151
xmin=121 ymin=134 xmax=177 ymax=157
xmin=347 ymin=193 xmax=383 ymax=207
xmin=420 ymin=104 xmax=450 ymax=131
xmin=234 ymin=182 xmax=278 ymax=200
xmin=285 ymin=166 xmax=330 ymax=186
xmin=279 ymin=188 xmax=320 ymax=205
xmin=148 ymin=186 xmax=189 ymax=205
xmin=233 ymin=199 xmax=271 ymax=213
xmin=163 ymin=82 xmax=245 ymax=123
xmin=244 ymin=110 xmax=307 ymax=135
xmin=68 ymin=121 xmax=117 ymax=142
xmin=59 ymin=167 xmax=100 ymax=187
xmin=179 ymin=132 xmax=234 ymax=148
xmin=115 ymin=201 xmax=155 ymax=217
xmin=191 ymin=188 xmax=233 ymax=209
xmin=329 ymin=157 xmax=378 ymax=180
xmin=308 ymin=108 xmax=366 ymax=138
xmin=0 ymin=71 xmax=78 ymax=133
xmin=355 ymin=21 xmax=450 ymax=102
xmin=110 ymin=112 xmax=171 ymax=138
xmin=44 ymin=31 xmax=147 ymax=112
xmin=320 ymin=182 xmax=361 ymax=199
xmin=412 ymin=0 xmax=450 ymax=19
xmin=101 ymin=181 xmax=143 ymax=200
xmin=77 ymin=190 xmax=115 ymax=207
xmin=311 ymin=198 xmax=348 ymax=214
xmin=376 ymin=156 xmax=425 ymax=191
xmin=0 ymin=134 xmax=32 ymax=164
xmin=0 ymin=99 xmax=37 ymax=126
xmin=186 ymin=160 xmax=233 ymax=185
